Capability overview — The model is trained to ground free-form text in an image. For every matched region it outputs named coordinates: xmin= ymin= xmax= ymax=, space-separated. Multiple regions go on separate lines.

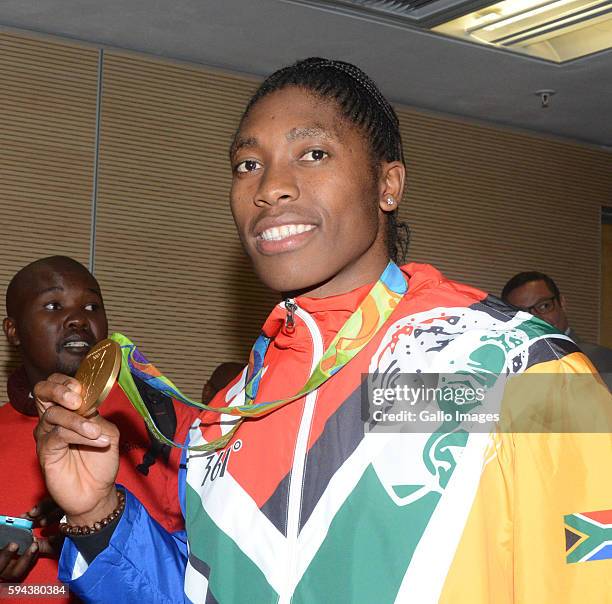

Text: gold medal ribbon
xmin=114 ymin=261 xmax=407 ymax=452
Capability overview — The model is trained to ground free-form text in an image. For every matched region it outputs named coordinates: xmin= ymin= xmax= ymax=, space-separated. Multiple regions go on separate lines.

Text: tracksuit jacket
xmin=59 ymin=263 xmax=612 ymax=603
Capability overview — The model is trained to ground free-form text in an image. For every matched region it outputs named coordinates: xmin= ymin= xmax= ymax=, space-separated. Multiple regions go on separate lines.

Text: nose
xmin=64 ymin=308 xmax=89 ymax=330
xmin=254 ymin=161 xmax=299 ymax=207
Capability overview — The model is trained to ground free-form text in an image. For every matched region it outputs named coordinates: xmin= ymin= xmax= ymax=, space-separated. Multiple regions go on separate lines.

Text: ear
xmin=559 ymin=294 xmax=567 ymax=311
xmin=3 ymin=317 xmax=20 ymax=347
xmin=377 ymin=161 xmax=406 ymax=214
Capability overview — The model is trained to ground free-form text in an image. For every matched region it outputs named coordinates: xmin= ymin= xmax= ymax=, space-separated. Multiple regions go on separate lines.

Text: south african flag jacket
xmin=60 ymin=263 xmax=612 ymax=603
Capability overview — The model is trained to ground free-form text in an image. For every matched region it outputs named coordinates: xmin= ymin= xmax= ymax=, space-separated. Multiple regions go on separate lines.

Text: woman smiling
xmin=34 ymin=58 xmax=612 ymax=604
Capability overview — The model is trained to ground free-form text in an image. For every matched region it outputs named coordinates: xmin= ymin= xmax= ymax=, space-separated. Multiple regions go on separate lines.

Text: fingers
xmin=36 ymin=406 xmax=112 ymax=449
xmin=0 ymin=543 xmax=19 ymax=574
xmin=24 ymin=498 xmax=63 ymax=527
xmin=33 ymin=374 xmax=83 ymax=416
xmin=26 ymin=497 xmax=53 ymax=518
xmin=0 ymin=543 xmax=38 ymax=581
xmin=34 ymin=537 xmax=57 ymax=557
xmin=39 ymin=506 xmax=63 ymax=527
xmin=1 ymin=543 xmax=39 ymax=581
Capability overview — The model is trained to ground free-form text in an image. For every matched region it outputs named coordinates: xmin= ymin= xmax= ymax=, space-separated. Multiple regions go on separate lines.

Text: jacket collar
xmin=261 ymin=279 xmax=373 ymax=345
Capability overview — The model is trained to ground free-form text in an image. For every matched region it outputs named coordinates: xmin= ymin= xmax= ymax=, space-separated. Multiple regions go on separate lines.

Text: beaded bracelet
xmin=59 ymin=489 xmax=126 ymax=536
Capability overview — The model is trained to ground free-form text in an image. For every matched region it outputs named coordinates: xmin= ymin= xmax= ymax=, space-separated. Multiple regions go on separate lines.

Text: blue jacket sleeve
xmin=58 ymin=488 xmax=188 ymax=603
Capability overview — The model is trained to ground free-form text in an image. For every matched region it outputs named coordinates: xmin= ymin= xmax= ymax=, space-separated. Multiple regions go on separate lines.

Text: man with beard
xmin=0 ymin=256 xmax=196 ymax=591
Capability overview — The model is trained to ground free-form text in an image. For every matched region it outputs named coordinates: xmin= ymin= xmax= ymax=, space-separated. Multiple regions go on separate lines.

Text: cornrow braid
xmin=320 ymin=60 xmax=400 ymax=139
xmin=235 ymin=57 xmax=410 ymax=264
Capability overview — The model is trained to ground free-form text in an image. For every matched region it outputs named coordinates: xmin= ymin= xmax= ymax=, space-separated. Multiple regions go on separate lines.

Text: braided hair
xmin=235 ymin=57 xmax=410 ymax=264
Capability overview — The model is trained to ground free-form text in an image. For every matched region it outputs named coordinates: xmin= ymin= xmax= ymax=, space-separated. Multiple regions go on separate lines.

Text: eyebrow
xmin=531 ymin=295 xmax=555 ymax=305
xmin=230 ymin=124 xmax=338 ymax=159
xmin=36 ymin=286 xmax=63 ymax=296
xmin=231 ymin=136 xmax=257 ymax=157
xmin=286 ymin=126 xmax=336 ymax=142
xmin=35 ymin=286 xmax=102 ymax=298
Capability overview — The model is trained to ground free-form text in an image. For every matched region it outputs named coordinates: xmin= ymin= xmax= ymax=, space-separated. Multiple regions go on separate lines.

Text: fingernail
xmin=83 ymin=422 xmax=99 ymax=437
xmin=8 ymin=542 xmax=19 ymax=552
xmin=65 ymin=391 xmax=81 ymax=406
xmin=96 ymin=435 xmax=110 ymax=444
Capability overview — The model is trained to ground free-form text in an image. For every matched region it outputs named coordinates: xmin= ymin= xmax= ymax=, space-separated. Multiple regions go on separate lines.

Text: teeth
xmin=260 ymin=224 xmax=315 ymax=241
xmin=64 ymin=341 xmax=89 ymax=349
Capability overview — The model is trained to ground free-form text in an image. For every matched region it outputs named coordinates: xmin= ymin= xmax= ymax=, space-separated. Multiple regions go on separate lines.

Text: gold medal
xmin=75 ymin=339 xmax=122 ymax=417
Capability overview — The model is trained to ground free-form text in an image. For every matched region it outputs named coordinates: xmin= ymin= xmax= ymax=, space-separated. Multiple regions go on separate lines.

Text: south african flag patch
xmin=565 ymin=509 xmax=612 ymax=563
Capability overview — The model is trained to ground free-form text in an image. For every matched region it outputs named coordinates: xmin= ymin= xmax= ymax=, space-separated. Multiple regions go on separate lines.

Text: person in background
xmin=201 ymin=362 xmax=244 ymax=404
xmin=502 ymin=271 xmax=612 ymax=390
xmin=0 ymin=256 xmax=198 ymax=591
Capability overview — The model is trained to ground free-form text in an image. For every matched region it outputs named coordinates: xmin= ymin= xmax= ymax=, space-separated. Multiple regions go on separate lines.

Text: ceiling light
xmin=433 ymin=0 xmax=612 ymax=62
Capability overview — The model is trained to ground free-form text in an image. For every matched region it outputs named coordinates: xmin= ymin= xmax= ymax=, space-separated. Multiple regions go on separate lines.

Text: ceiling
xmin=1 ymin=0 xmax=611 ymax=148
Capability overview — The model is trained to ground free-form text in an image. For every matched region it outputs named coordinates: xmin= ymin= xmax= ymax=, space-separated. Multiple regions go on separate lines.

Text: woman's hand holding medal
xmin=33 ymin=340 xmax=122 ymax=528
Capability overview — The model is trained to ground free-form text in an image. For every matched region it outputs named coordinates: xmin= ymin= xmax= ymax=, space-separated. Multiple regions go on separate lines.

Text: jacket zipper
xmin=280 ymin=299 xmax=324 ymax=604
xmin=285 ymin=298 xmax=298 ymax=333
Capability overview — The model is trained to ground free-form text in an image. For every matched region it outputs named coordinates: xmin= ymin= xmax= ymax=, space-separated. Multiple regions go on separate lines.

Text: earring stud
xmin=386 ymin=195 xmax=394 ymax=206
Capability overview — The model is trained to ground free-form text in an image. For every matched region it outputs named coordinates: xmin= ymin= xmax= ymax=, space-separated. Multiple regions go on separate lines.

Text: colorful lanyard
xmin=114 ymin=261 xmax=408 ymax=452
